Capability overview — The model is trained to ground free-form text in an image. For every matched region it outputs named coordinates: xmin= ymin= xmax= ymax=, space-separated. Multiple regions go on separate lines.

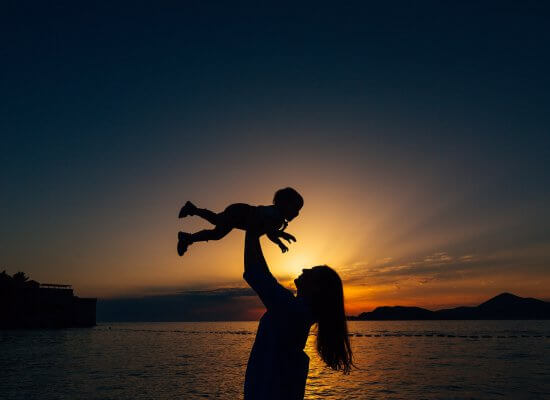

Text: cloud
xmin=97 ymin=287 xmax=265 ymax=322
xmin=339 ymin=251 xmax=484 ymax=288
xmin=176 ymin=287 xmax=257 ymax=297
xmin=459 ymin=254 xmax=475 ymax=262
xmin=421 ymin=252 xmax=452 ymax=264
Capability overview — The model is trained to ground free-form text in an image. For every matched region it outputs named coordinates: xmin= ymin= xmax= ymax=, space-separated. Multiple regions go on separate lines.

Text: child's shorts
xmin=218 ymin=203 xmax=253 ymax=230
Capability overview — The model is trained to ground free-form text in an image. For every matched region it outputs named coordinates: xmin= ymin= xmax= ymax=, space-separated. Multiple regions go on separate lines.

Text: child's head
xmin=273 ymin=187 xmax=304 ymax=221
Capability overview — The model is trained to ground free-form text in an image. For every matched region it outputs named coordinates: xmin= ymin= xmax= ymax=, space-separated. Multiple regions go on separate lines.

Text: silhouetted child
xmin=177 ymin=187 xmax=303 ymax=256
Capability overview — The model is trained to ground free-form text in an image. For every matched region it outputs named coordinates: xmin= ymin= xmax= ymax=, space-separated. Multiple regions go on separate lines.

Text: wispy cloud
xmin=421 ymin=252 xmax=452 ymax=264
xmin=339 ymin=251 xmax=483 ymax=288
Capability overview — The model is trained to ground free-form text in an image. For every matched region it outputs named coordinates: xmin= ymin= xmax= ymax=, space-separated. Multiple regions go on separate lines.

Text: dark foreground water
xmin=2 ymin=321 xmax=550 ymax=400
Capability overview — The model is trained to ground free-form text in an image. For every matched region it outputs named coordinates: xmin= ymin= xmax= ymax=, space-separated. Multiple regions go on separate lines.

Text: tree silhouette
xmin=0 ymin=270 xmax=12 ymax=288
xmin=12 ymin=271 xmax=29 ymax=287
xmin=0 ymin=271 xmax=41 ymax=290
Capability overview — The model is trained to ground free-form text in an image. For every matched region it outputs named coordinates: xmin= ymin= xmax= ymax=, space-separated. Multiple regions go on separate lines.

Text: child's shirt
xmin=255 ymin=205 xmax=287 ymax=233
xmin=224 ymin=203 xmax=286 ymax=233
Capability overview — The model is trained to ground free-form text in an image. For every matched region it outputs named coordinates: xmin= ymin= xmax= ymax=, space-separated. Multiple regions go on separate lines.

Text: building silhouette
xmin=0 ymin=271 xmax=96 ymax=328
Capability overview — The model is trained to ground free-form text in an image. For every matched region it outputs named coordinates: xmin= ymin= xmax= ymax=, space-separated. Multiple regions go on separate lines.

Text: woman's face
xmin=294 ymin=267 xmax=319 ymax=296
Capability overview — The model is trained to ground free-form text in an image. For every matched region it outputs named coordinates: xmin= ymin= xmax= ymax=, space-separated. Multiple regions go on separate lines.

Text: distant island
xmin=350 ymin=293 xmax=550 ymax=320
xmin=0 ymin=271 xmax=96 ymax=329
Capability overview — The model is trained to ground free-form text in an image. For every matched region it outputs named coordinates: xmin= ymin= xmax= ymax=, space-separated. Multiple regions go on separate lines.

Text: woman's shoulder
xmin=276 ymin=293 xmax=314 ymax=320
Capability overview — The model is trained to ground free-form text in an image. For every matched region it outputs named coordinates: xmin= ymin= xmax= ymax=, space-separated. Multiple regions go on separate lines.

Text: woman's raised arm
xmin=244 ymin=231 xmax=269 ymax=277
xmin=243 ymin=231 xmax=293 ymax=310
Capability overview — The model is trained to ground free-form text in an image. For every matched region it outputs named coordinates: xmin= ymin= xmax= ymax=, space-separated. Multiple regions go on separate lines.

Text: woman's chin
xmin=294 ymin=278 xmax=301 ymax=289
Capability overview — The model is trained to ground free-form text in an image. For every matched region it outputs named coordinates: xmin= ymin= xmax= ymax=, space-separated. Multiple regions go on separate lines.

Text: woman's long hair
xmin=309 ymin=266 xmax=354 ymax=374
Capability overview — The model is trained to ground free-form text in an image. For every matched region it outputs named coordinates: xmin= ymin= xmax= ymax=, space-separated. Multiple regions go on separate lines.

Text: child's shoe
xmin=177 ymin=232 xmax=192 ymax=256
xmin=179 ymin=201 xmax=197 ymax=218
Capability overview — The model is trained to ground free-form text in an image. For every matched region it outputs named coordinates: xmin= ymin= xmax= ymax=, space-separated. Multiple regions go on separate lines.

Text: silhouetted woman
xmin=243 ymin=230 xmax=353 ymax=400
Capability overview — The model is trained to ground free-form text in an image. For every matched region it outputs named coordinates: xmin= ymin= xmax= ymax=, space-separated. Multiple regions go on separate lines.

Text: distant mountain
xmin=353 ymin=293 xmax=550 ymax=320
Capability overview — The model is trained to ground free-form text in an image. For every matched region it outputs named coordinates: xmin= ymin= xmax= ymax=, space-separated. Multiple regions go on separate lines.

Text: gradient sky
xmin=2 ymin=1 xmax=549 ymax=319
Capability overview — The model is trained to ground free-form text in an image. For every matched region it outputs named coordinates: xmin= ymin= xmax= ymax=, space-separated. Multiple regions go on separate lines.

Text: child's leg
xmin=179 ymin=201 xmax=221 ymax=225
xmin=189 ymin=225 xmax=232 ymax=242
xmin=194 ymin=208 xmax=220 ymax=225
xmin=177 ymin=225 xmax=232 ymax=256
xmin=177 ymin=204 xmax=242 ymax=255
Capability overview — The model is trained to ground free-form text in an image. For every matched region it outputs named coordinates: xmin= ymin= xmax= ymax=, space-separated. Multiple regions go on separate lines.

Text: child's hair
xmin=273 ymin=187 xmax=304 ymax=209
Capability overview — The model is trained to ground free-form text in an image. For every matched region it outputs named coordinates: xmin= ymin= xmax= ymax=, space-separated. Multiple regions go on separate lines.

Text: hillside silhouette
xmin=353 ymin=293 xmax=550 ymax=320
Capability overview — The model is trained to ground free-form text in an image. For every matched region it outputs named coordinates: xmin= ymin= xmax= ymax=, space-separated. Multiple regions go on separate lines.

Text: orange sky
xmin=6 ymin=152 xmax=549 ymax=315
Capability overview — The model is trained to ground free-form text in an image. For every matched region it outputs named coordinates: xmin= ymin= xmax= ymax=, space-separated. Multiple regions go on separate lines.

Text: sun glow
xmin=282 ymin=252 xmax=323 ymax=276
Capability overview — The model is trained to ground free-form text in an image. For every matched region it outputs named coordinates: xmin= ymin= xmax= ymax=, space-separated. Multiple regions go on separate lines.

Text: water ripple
xmin=1 ymin=321 xmax=549 ymax=399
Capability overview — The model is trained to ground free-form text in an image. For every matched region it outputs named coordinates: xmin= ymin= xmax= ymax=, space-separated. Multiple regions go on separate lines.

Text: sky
xmin=2 ymin=1 xmax=549 ymax=320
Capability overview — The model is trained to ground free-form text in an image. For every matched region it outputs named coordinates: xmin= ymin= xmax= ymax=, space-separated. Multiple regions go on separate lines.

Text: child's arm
xmin=267 ymin=231 xmax=289 ymax=253
xmin=256 ymin=207 xmax=296 ymax=253
xmin=278 ymin=231 xmax=296 ymax=243
xmin=266 ymin=227 xmax=297 ymax=253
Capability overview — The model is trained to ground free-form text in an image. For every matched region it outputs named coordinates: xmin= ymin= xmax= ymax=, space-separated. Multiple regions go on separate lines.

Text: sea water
xmin=2 ymin=321 xmax=549 ymax=399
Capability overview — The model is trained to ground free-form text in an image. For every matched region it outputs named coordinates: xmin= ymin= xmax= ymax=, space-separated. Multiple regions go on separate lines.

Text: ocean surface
xmin=2 ymin=321 xmax=550 ymax=400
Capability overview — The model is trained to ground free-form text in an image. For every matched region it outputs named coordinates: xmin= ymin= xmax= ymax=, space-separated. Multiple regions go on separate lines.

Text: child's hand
xmin=279 ymin=232 xmax=297 ymax=243
xmin=279 ymin=243 xmax=289 ymax=253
